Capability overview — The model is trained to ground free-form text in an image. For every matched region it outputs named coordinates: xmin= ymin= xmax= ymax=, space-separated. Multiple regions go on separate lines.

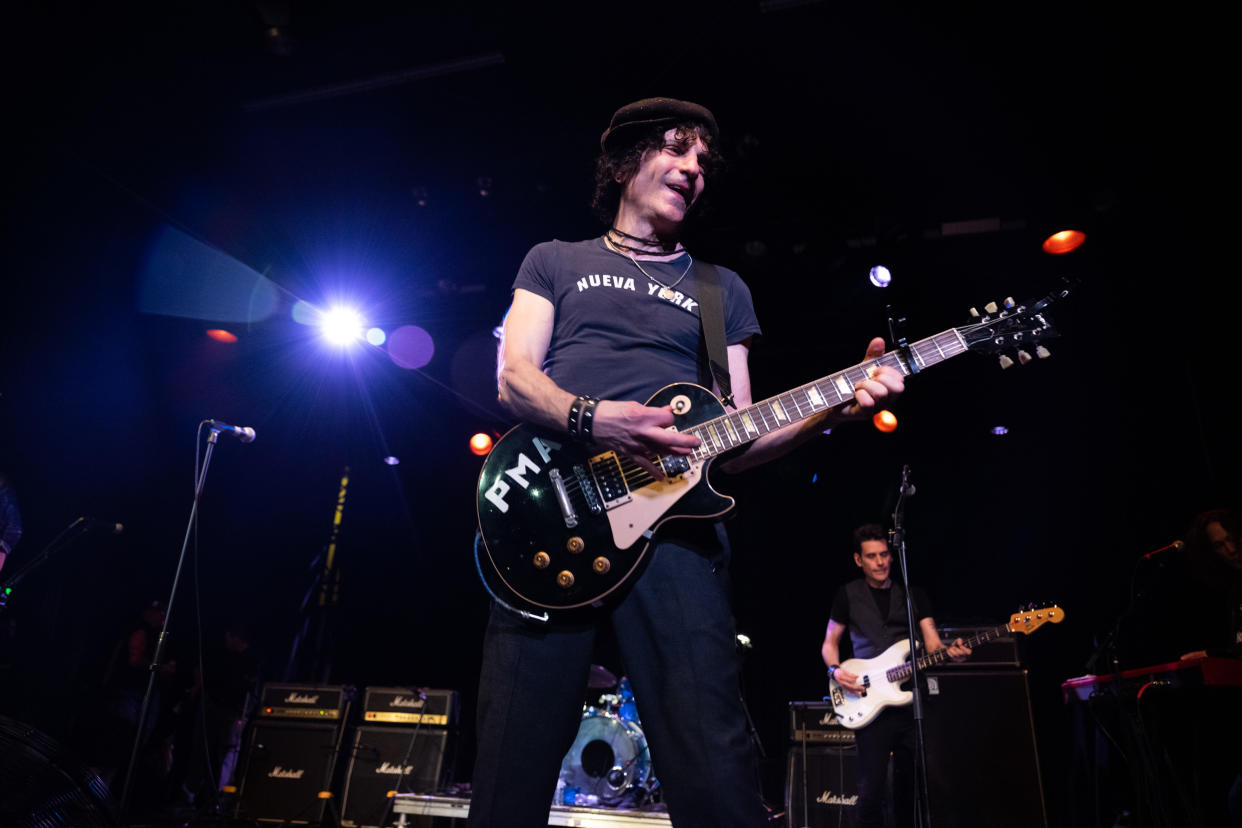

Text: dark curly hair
xmin=591 ymin=122 xmax=723 ymax=225
xmin=852 ymin=523 xmax=888 ymax=557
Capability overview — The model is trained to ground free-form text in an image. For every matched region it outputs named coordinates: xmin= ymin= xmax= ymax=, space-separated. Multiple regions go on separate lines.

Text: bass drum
xmin=557 ymin=709 xmax=654 ymax=806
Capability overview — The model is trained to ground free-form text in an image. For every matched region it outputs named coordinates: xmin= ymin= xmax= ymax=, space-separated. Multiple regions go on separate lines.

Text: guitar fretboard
xmin=685 ymin=329 xmax=968 ymax=461
xmin=885 ymin=624 xmax=1011 ymax=684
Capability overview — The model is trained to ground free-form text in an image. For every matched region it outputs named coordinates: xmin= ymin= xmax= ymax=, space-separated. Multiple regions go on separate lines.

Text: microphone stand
xmin=891 ymin=464 xmax=932 ymax=828
xmin=118 ymin=424 xmax=224 ymax=819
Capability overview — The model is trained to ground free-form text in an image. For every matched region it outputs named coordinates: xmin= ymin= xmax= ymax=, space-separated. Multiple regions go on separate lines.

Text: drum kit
xmin=555 ymin=664 xmax=659 ymax=808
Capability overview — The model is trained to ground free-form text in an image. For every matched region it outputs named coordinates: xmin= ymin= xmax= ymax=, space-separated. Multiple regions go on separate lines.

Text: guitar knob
xmin=1036 ymin=345 xmax=1051 ymax=359
xmin=532 ymin=551 xmax=551 ymax=569
xmin=998 ymin=354 xmax=1015 ymax=370
xmin=592 ymin=557 xmax=611 ymax=575
xmin=984 ymin=301 xmax=999 ymax=314
xmin=566 ymin=536 xmax=585 ymax=554
xmin=556 ymin=570 xmax=576 ymax=589
xmin=1017 ymin=349 xmax=1032 ymax=365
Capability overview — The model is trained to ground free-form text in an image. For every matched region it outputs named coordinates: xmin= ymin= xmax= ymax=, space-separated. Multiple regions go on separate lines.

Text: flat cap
xmin=600 ymin=97 xmax=718 ymax=152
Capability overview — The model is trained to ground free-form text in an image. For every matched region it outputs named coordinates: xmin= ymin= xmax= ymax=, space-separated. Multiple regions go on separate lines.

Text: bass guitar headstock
xmin=957 ymin=281 xmax=1073 ymax=370
xmin=1008 ymin=604 xmax=1065 ymax=635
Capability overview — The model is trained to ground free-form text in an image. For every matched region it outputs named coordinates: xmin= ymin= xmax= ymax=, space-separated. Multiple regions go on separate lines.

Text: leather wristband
xmin=567 ymin=397 xmax=586 ymax=437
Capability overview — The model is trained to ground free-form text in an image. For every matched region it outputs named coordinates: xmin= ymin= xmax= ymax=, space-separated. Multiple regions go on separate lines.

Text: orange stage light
xmin=873 ymin=410 xmax=898 ymax=433
xmin=470 ymin=433 xmax=494 ymax=456
xmin=206 ymin=329 xmax=238 ymax=343
xmin=1042 ymin=230 xmax=1086 ymax=255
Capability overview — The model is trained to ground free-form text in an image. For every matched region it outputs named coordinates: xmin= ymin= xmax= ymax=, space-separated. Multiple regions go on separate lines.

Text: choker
xmin=606 ymin=226 xmax=682 ymax=256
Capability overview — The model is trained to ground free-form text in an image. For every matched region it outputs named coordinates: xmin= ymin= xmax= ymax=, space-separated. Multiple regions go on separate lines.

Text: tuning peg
xmin=1003 ymin=297 xmax=1016 ymax=309
xmin=998 ymin=354 xmax=1015 ymax=370
xmin=968 ymin=307 xmax=980 ymax=319
xmin=984 ymin=301 xmax=999 ymax=314
xmin=1036 ymin=345 xmax=1051 ymax=359
xmin=1017 ymin=349 xmax=1033 ymax=365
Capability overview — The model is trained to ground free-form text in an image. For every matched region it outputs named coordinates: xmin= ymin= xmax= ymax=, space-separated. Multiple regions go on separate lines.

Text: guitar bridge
xmin=572 ymin=464 xmax=603 ymax=515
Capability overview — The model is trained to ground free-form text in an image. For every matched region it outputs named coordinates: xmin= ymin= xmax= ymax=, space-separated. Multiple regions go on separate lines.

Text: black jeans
xmin=468 ymin=532 xmax=767 ymax=827
xmin=853 ymin=705 xmax=915 ymax=828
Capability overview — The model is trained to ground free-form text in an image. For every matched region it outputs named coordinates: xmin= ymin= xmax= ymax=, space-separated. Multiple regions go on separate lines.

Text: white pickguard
xmin=829 ymin=638 xmax=917 ymax=730
xmin=606 ymin=462 xmax=704 ymax=549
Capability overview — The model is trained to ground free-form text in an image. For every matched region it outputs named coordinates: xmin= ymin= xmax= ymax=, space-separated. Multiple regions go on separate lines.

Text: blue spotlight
xmin=366 ymin=327 xmax=387 ymax=346
xmin=320 ymin=306 xmax=365 ymax=345
xmin=869 ymin=265 xmax=892 ymax=288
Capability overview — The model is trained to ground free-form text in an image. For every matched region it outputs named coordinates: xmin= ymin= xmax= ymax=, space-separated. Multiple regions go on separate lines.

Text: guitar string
xmin=561 ymin=335 xmax=983 ymax=501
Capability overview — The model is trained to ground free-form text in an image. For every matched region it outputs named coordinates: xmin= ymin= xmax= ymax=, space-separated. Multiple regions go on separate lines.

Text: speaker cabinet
xmin=235 ymin=720 xmax=342 ymax=824
xmin=922 ymin=669 xmax=1047 ymax=828
xmin=339 ymin=725 xmax=450 ymax=828
xmin=785 ymin=744 xmax=859 ymax=828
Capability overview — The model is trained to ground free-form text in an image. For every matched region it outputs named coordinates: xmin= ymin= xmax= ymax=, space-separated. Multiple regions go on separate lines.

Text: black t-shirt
xmin=512 ymin=237 xmax=762 ymax=403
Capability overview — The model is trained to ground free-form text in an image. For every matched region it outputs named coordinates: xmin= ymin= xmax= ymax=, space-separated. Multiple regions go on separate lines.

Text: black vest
xmin=845 ymin=578 xmax=913 ymax=660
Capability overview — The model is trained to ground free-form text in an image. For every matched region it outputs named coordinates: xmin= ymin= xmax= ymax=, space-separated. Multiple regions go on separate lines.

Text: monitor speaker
xmin=235 ymin=720 xmax=341 ymax=824
xmin=339 ymin=725 xmax=450 ymax=828
xmin=785 ymin=743 xmax=859 ymax=828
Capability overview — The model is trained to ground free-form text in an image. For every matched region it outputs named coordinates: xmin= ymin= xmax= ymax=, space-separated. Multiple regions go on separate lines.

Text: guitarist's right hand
xmin=833 ymin=667 xmax=865 ymax=695
xmin=592 ymin=401 xmax=702 ymax=479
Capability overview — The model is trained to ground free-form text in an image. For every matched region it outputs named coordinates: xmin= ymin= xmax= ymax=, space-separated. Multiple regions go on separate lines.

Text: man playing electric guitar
xmin=469 ymin=98 xmax=906 ymax=828
xmin=821 ymin=523 xmax=971 ymax=828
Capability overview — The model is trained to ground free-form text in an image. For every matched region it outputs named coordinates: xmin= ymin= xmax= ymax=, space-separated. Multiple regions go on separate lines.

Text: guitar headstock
xmin=958 ymin=282 xmax=1072 ymax=369
xmin=1008 ymin=604 xmax=1065 ymax=635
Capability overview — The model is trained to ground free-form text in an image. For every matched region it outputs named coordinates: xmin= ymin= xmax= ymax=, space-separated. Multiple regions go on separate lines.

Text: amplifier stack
xmin=786 ymin=700 xmax=859 ymax=828
xmin=235 ymin=684 xmax=352 ymax=825
xmin=233 ymin=683 xmax=459 ymax=827
xmin=340 ymin=687 xmax=460 ymax=828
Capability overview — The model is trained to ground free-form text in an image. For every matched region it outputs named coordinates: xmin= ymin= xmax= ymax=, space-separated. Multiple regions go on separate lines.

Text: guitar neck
xmin=887 ymin=623 xmax=1013 ymax=684
xmin=684 ymin=328 xmax=968 ymax=461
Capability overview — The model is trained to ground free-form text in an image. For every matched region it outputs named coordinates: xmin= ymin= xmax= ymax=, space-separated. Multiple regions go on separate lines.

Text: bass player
xmin=821 ymin=523 xmax=971 ymax=828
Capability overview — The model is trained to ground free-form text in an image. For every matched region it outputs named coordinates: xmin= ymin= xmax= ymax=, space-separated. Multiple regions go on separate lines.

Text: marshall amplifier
xmin=788 ymin=700 xmax=855 ymax=746
xmin=339 ymin=725 xmax=452 ymax=827
xmin=362 ymin=687 xmax=459 ymax=727
xmin=235 ymin=720 xmax=343 ymax=824
xmin=786 ymin=744 xmax=859 ymax=828
xmin=259 ymin=683 xmax=350 ymax=721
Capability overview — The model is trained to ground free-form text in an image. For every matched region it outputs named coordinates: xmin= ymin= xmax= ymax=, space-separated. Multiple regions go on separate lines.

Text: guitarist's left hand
xmin=946 ymin=637 xmax=972 ymax=663
xmin=828 ymin=337 xmax=905 ymax=423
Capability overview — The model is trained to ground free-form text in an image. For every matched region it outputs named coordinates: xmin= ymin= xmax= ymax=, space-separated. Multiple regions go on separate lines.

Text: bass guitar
xmin=828 ymin=605 xmax=1065 ymax=729
xmin=475 ymin=287 xmax=1068 ymax=621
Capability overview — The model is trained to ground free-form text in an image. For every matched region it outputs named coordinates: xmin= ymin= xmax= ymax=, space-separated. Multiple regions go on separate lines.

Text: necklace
xmin=607 ymin=226 xmax=680 ymax=255
xmin=625 ymin=251 xmax=693 ymax=300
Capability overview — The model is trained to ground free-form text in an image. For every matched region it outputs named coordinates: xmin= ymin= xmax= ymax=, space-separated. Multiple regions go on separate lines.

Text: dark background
xmin=1 ymin=1 xmax=1235 ymax=822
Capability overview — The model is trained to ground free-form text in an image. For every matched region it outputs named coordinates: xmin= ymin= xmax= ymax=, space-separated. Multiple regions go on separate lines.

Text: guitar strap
xmin=695 ymin=261 xmax=734 ymax=409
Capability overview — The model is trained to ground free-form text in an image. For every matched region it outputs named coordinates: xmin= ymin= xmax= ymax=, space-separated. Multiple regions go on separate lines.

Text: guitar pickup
xmin=548 ymin=468 xmax=578 ymax=528
xmin=589 ymin=452 xmax=632 ymax=509
xmin=659 ymin=454 xmax=691 ymax=477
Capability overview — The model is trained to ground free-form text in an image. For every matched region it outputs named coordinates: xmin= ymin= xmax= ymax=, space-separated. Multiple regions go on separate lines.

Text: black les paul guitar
xmin=475 ymin=287 xmax=1069 ymax=621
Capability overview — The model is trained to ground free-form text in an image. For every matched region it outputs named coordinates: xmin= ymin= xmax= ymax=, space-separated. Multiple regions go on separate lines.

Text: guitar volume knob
xmin=556 ymin=570 xmax=575 ymax=588
xmin=566 ymin=536 xmax=585 ymax=554
xmin=532 ymin=551 xmax=550 ymax=569
xmin=592 ymin=557 xmax=611 ymax=575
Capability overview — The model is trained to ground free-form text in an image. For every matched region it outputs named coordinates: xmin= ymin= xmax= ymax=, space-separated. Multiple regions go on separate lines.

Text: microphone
xmin=900 ymin=464 xmax=917 ymax=497
xmin=209 ymin=420 xmax=256 ymax=443
xmin=1142 ymin=540 xmax=1184 ymax=560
